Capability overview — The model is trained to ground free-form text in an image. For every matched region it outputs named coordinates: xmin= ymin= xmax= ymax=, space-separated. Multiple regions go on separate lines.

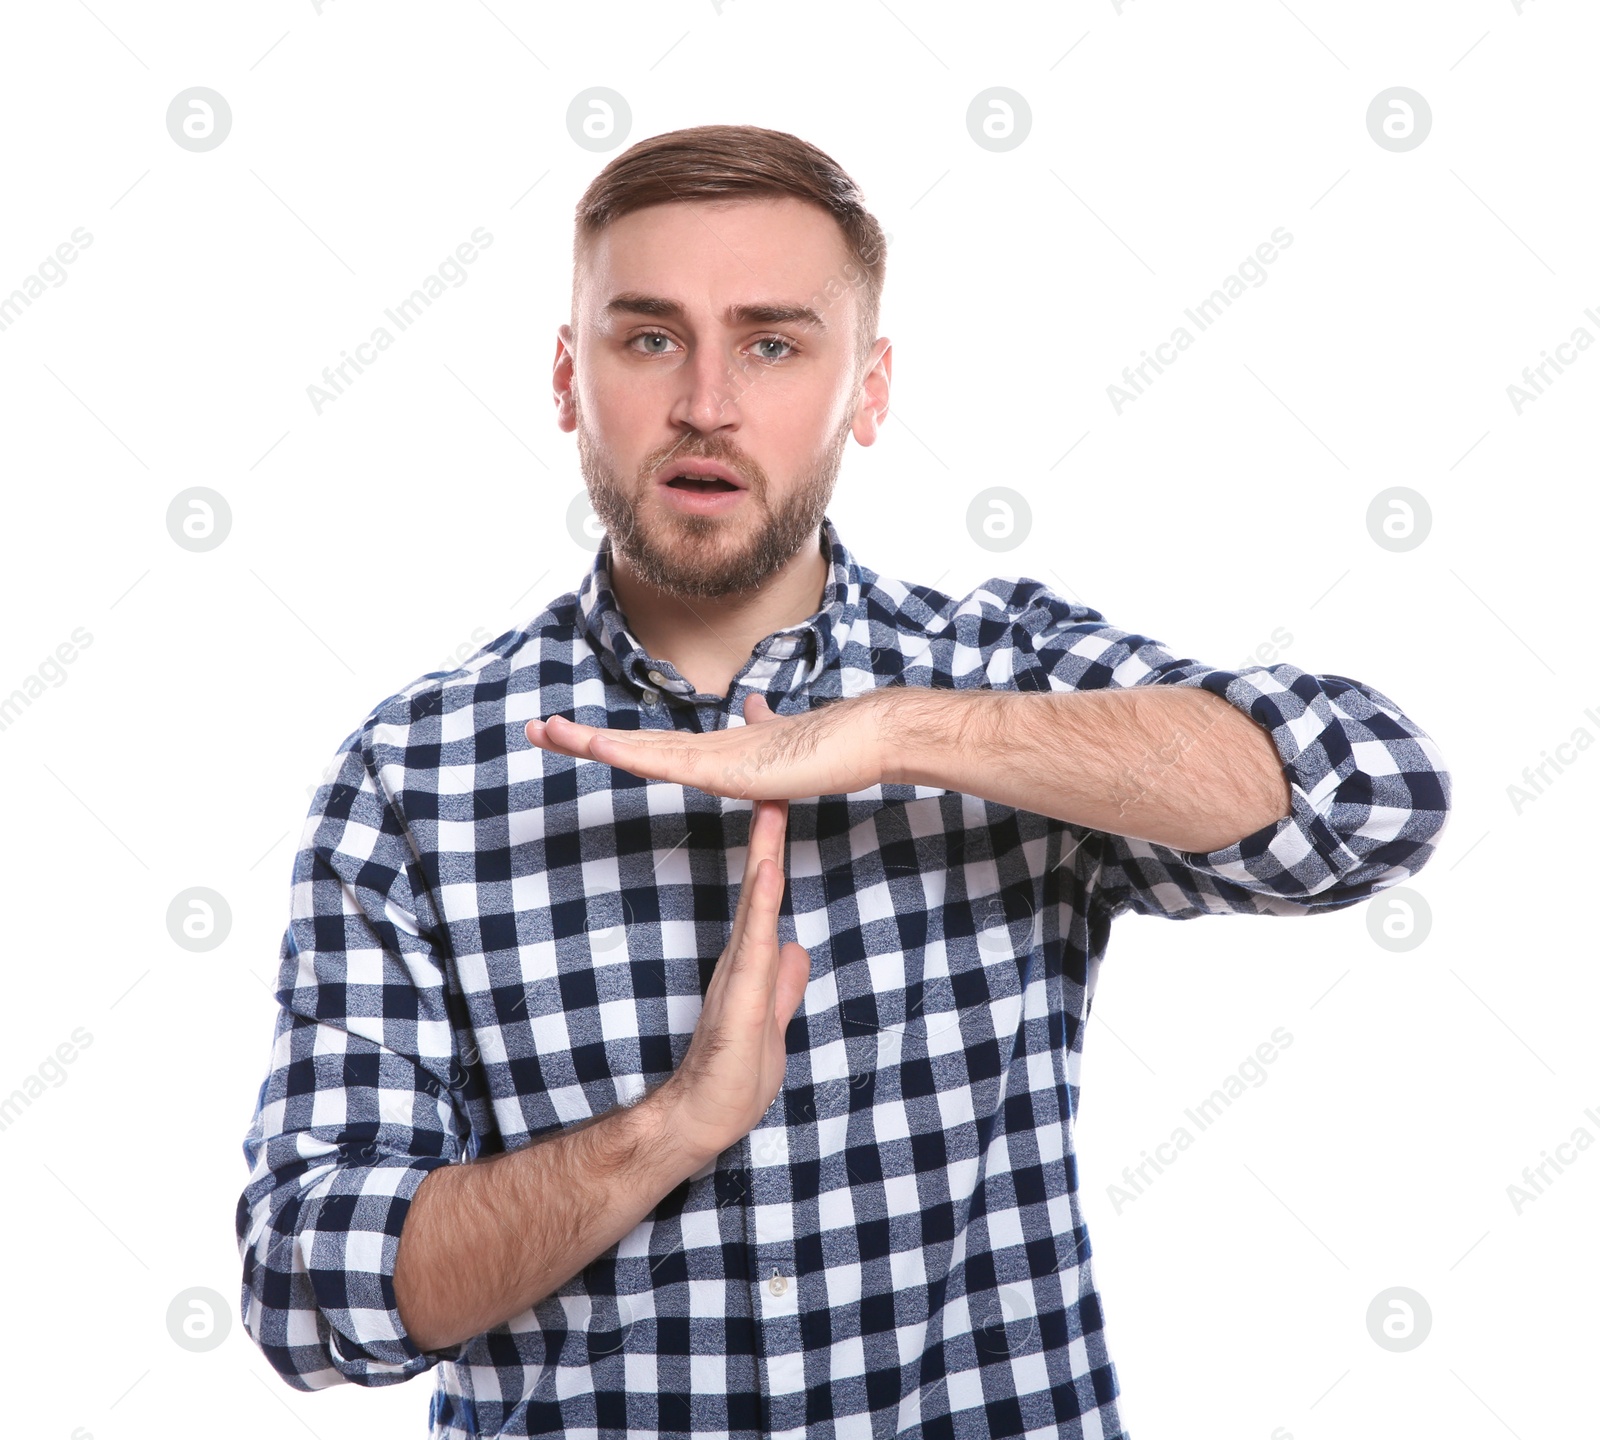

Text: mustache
xmin=646 ymin=436 xmax=765 ymax=493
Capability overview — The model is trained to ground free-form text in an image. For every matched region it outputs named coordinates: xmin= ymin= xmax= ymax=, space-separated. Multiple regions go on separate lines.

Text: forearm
xmin=393 ymin=1080 xmax=711 ymax=1354
xmin=881 ymin=685 xmax=1291 ymax=853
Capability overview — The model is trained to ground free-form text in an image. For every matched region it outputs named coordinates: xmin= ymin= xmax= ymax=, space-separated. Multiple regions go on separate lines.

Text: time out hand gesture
xmin=652 ymin=695 xmax=813 ymax=1157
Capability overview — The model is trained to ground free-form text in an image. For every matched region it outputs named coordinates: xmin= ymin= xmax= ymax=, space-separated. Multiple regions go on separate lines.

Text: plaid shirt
xmin=236 ymin=516 xmax=1450 ymax=1438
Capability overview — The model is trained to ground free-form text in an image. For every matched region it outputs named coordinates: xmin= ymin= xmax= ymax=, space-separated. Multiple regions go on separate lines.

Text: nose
xmin=668 ymin=337 xmax=749 ymax=436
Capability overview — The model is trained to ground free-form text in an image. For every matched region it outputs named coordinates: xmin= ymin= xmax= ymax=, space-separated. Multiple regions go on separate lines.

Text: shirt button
xmin=646 ymin=669 xmax=668 ymax=687
xmin=768 ymin=1269 xmax=788 ymax=1296
xmin=640 ymin=690 xmax=659 ymax=707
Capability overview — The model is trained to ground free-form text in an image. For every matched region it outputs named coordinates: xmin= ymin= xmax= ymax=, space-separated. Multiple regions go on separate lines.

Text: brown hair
xmin=572 ymin=124 xmax=888 ymax=368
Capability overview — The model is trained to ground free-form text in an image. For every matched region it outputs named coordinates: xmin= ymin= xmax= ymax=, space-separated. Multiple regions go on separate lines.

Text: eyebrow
xmin=603 ymin=292 xmax=828 ymax=331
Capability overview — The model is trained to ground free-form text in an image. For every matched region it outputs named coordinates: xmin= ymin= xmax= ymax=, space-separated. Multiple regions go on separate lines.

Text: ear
xmin=553 ymin=323 xmax=577 ymax=433
xmin=850 ymin=337 xmax=892 ymax=447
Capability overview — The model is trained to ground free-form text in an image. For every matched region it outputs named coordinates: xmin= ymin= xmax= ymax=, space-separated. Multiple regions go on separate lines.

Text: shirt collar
xmin=575 ymin=514 xmax=862 ymax=702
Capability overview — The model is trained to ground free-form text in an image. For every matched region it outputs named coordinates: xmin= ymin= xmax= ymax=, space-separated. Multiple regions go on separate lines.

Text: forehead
xmin=581 ymin=196 xmax=853 ymax=316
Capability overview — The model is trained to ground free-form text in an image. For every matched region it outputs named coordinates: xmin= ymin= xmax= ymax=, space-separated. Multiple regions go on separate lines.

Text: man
xmin=236 ymin=124 xmax=1451 ymax=1438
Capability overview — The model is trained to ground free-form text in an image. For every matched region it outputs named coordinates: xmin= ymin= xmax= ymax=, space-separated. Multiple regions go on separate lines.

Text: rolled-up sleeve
xmin=236 ymin=728 xmax=471 ymax=1389
xmin=1017 ymin=596 xmax=1453 ymax=918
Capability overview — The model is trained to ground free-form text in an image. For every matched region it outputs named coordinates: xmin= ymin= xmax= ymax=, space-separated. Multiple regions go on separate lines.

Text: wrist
xmin=868 ymin=686 xmax=978 ymax=790
xmin=641 ymin=1076 xmax=730 ymax=1174
xmin=863 ymin=687 xmax=915 ymax=787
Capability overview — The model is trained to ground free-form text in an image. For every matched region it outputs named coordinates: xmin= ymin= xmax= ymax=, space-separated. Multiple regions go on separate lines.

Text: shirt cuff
xmin=1146 ymin=664 xmax=1445 ymax=905
xmin=295 ymin=1154 xmax=467 ymax=1380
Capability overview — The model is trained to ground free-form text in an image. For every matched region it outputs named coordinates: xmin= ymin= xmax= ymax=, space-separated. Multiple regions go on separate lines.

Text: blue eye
xmin=753 ymin=337 xmax=796 ymax=362
xmin=627 ymin=331 xmax=797 ymax=362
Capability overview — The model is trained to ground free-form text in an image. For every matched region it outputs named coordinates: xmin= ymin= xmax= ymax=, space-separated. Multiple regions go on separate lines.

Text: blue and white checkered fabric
xmin=236 ymin=516 xmax=1451 ymax=1437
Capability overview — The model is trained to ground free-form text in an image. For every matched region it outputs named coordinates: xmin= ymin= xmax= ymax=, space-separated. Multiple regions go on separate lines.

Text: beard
xmin=574 ymin=392 xmax=850 ymax=601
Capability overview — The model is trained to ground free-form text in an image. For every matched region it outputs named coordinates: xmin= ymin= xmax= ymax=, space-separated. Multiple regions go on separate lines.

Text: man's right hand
xmin=659 ymin=692 xmax=812 ymax=1160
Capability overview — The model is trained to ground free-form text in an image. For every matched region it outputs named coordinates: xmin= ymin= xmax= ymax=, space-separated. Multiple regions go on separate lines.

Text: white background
xmin=0 ymin=1 xmax=1593 ymax=1437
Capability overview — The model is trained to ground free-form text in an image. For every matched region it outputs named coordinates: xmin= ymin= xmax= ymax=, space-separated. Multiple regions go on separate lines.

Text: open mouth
xmin=665 ymin=475 xmax=739 ymax=493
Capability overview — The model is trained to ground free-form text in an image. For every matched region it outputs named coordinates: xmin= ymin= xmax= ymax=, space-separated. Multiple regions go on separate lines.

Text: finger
xmin=531 ymin=715 xmax=691 ymax=754
xmin=743 ymin=692 xmax=776 ymax=724
xmin=731 ymin=773 xmax=790 ymax=948
xmin=728 ymin=798 xmax=784 ymax=943
xmin=727 ymin=801 xmax=794 ymax=971
xmin=748 ymin=789 xmax=788 ymax=872
xmin=586 ymin=736 xmax=705 ymax=784
xmin=727 ymin=855 xmax=785 ymax=977
xmin=535 ymin=715 xmax=720 ymax=788
xmin=747 ymin=811 xmax=791 ymax=952
xmin=726 ymin=799 xmax=766 ymax=939
xmin=528 ymin=714 xmax=659 ymax=759
xmin=525 ymin=714 xmax=610 ymax=758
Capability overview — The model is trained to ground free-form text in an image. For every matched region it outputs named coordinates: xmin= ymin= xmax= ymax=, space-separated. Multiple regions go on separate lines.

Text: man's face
xmin=557 ymin=196 xmax=886 ymax=600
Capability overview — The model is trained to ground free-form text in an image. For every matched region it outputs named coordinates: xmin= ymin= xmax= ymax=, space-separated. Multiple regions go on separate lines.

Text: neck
xmin=608 ymin=530 xmax=830 ymax=700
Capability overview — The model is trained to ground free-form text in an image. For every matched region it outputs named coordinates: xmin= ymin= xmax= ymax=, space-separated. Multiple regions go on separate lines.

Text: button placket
xmin=750 ymin=1129 xmax=802 ymax=1417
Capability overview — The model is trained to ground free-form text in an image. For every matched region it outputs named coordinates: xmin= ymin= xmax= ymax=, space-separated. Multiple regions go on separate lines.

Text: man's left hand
xmin=525 ymin=692 xmax=889 ymax=801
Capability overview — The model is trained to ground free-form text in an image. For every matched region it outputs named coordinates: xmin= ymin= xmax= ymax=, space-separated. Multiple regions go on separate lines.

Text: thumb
xmin=773 ymin=940 xmax=811 ymax=1025
xmin=743 ymin=691 xmax=776 ymax=725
